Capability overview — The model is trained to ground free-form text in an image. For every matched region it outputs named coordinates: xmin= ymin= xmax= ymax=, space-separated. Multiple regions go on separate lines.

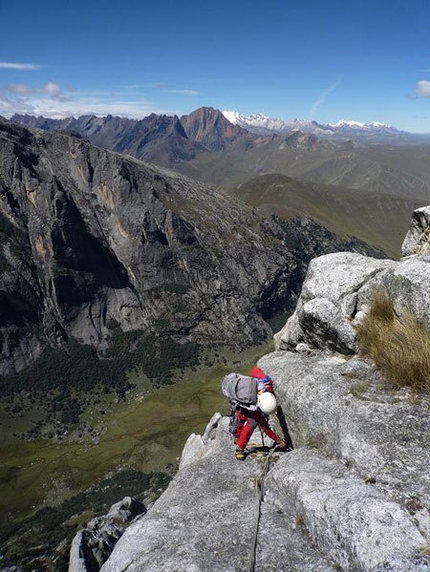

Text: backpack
xmin=221 ymin=373 xmax=258 ymax=406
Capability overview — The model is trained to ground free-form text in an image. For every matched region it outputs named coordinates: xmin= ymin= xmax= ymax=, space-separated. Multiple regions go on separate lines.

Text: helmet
xmin=257 ymin=392 xmax=277 ymax=415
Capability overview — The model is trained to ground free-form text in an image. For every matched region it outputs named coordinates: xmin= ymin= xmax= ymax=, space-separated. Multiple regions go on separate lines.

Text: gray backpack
xmin=221 ymin=373 xmax=258 ymax=406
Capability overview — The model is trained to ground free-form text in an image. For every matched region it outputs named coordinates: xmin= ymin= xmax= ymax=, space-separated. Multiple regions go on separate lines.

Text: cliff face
xmin=180 ymin=107 xmax=252 ymax=151
xmin=93 ymin=207 xmax=430 ymax=572
xmin=1 ymin=118 xmax=377 ymax=375
xmin=402 ymin=206 xmax=430 ymax=257
xmin=0 ymin=119 xmax=277 ymax=373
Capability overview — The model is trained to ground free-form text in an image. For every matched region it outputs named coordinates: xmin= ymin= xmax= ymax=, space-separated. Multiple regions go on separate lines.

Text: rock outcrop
xmin=100 ymin=416 xmax=337 ymax=572
xmin=96 ymin=206 xmax=430 ymax=571
xmin=99 ymin=404 xmax=430 ymax=571
xmin=69 ymin=497 xmax=146 ymax=572
xmin=259 ymin=351 xmax=430 ymax=520
xmin=402 ymin=205 xmax=430 ymax=257
xmin=274 ymin=249 xmax=430 ymax=354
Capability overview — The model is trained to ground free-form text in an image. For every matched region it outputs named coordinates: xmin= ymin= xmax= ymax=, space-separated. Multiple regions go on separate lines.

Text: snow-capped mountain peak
xmin=221 ymin=110 xmax=407 ymax=142
xmin=222 ymin=110 xmax=244 ymax=124
xmin=223 ymin=110 xmax=281 ymax=130
xmin=333 ymin=119 xmax=367 ymax=128
xmin=331 ymin=119 xmax=392 ymax=130
xmin=222 ymin=110 xmax=324 ymax=135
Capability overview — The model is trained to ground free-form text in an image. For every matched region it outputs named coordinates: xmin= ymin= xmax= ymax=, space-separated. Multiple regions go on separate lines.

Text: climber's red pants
xmin=235 ymin=407 xmax=280 ymax=450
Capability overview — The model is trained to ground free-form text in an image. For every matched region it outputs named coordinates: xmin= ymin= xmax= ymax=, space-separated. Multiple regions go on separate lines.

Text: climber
xmin=233 ymin=367 xmax=287 ymax=461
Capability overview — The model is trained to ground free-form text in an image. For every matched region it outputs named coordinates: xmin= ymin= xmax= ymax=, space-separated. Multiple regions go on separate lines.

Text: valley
xmin=0 ymin=341 xmax=272 ymax=569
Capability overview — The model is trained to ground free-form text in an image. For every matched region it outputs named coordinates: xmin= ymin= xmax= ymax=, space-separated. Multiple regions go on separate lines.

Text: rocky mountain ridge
xmin=10 ymin=107 xmax=256 ymax=162
xmin=83 ymin=206 xmax=430 ymax=572
xmin=0 ymin=117 xmax=377 ymax=375
xmin=14 ymin=108 xmax=430 ymax=147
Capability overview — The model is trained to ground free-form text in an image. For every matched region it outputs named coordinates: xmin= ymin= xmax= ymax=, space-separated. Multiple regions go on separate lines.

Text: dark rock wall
xmin=0 ymin=118 xmax=380 ymax=375
xmin=0 ymin=120 xmax=290 ymax=373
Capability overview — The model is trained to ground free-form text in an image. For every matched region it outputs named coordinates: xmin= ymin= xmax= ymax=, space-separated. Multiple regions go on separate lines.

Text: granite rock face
xmin=100 ymin=417 xmax=337 ymax=572
xmin=263 ymin=207 xmax=430 ymax=569
xmin=267 ymin=447 xmax=429 ymax=572
xmin=258 ymin=349 xmax=430 ymax=570
xmin=274 ymin=249 xmax=430 ymax=354
xmin=259 ymin=352 xmax=430 ymax=512
xmin=402 ymin=206 xmax=430 ymax=257
xmin=100 ymin=410 xmax=429 ymax=572
xmin=274 ymin=252 xmax=395 ymax=353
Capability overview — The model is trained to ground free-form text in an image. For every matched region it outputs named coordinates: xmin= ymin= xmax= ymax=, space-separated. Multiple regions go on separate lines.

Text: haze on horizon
xmin=1 ymin=0 xmax=429 ymax=133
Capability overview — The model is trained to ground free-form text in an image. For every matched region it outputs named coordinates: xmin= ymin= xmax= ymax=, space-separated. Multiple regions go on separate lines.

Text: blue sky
xmin=1 ymin=0 xmax=430 ymax=132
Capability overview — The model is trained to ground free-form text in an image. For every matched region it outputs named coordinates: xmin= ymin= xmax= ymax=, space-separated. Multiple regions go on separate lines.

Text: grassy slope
xmin=228 ymin=174 xmax=424 ymax=259
xmin=171 ymin=142 xmax=430 ymax=259
xmin=185 ymin=141 xmax=430 ymax=197
xmin=356 ymin=292 xmax=430 ymax=393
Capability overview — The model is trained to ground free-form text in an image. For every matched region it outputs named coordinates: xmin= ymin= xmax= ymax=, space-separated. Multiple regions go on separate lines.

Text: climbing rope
xmin=247 ymin=446 xmax=277 ymax=572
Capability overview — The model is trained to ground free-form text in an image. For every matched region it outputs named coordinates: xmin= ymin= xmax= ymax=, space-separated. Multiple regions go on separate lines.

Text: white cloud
xmin=309 ymin=78 xmax=342 ymax=120
xmin=0 ymin=62 xmax=39 ymax=70
xmin=166 ymin=89 xmax=200 ymax=96
xmin=44 ymin=82 xmax=61 ymax=98
xmin=0 ymin=86 xmax=170 ymax=119
xmin=416 ymin=80 xmax=430 ymax=97
xmin=3 ymin=82 xmax=63 ymax=99
xmin=0 ymin=79 xmax=187 ymax=119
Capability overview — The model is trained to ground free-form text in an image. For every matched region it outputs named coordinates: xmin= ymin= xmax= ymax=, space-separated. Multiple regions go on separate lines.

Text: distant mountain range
xmin=9 ymin=107 xmax=430 ymax=257
xmin=222 ymin=110 xmax=430 ymax=144
xmin=11 ymin=106 xmax=430 ymax=153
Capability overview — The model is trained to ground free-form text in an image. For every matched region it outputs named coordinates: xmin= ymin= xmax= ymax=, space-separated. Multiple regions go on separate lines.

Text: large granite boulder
xmin=275 ymin=205 xmax=430 ymax=355
xmin=402 ymin=206 xmax=430 ymax=257
xmin=274 ymin=252 xmax=396 ymax=353
xmin=274 ymin=250 xmax=430 ymax=354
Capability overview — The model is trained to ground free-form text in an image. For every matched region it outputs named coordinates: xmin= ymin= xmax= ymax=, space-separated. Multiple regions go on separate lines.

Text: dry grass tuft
xmin=356 ymin=291 xmax=430 ymax=393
